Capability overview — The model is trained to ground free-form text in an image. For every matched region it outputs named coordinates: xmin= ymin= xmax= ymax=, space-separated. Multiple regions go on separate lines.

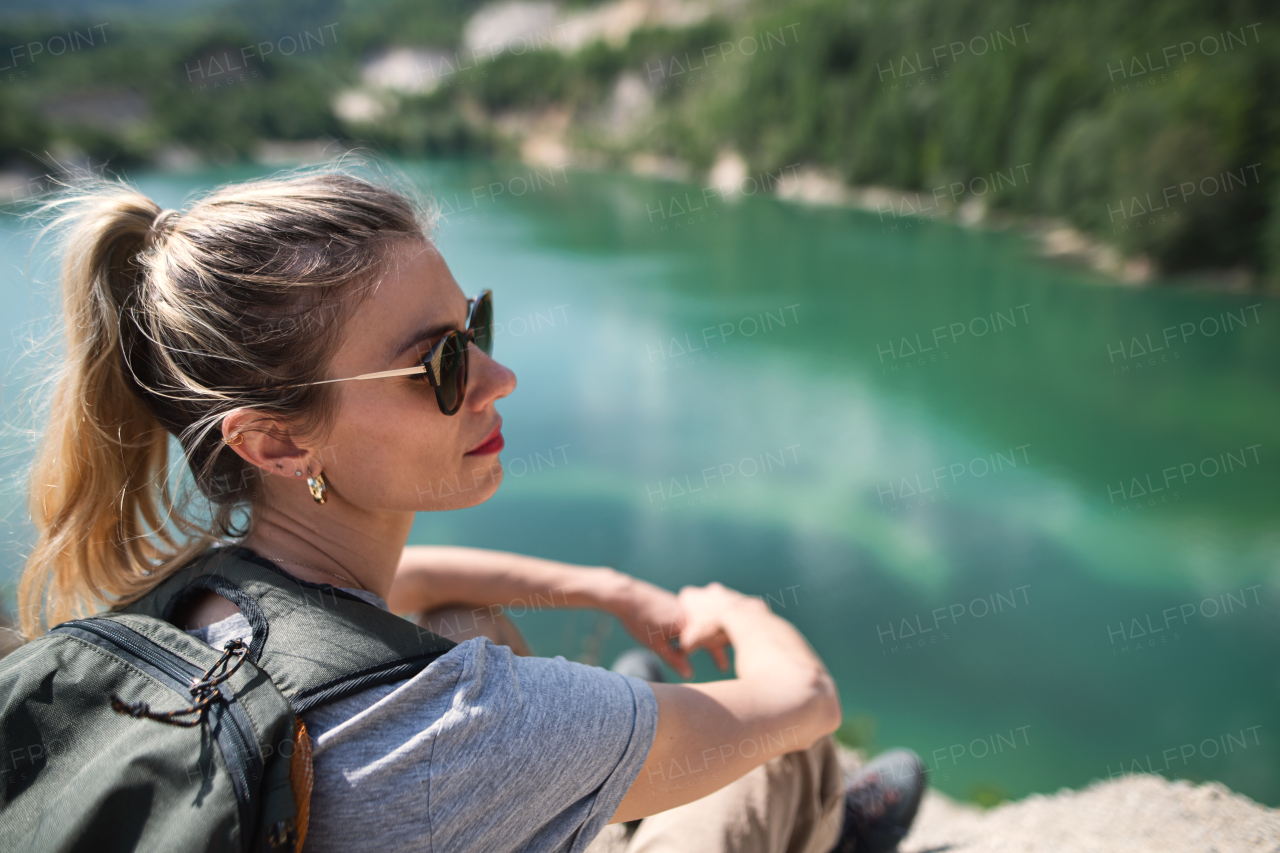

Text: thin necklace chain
xmin=267 ymin=556 xmax=365 ymax=592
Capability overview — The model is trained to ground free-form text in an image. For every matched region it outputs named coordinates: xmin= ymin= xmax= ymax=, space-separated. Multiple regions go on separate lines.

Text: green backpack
xmin=0 ymin=546 xmax=456 ymax=852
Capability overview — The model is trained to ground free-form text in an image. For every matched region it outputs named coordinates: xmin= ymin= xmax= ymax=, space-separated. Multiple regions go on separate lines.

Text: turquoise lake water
xmin=1 ymin=160 xmax=1276 ymax=806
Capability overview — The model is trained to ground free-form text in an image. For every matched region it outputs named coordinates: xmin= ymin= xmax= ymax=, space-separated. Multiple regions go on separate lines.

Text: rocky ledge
xmin=901 ymin=766 xmax=1279 ymax=852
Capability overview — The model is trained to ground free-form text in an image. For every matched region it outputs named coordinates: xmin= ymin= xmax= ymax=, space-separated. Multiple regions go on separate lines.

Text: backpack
xmin=0 ymin=546 xmax=457 ymax=852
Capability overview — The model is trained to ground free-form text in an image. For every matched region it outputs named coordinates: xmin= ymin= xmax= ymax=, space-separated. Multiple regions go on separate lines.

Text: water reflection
xmin=0 ymin=160 xmax=1275 ymax=805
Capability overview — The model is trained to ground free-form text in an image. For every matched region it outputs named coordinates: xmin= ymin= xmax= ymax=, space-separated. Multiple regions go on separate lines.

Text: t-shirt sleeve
xmin=301 ymin=636 xmax=659 ymax=853
xmin=434 ymin=638 xmax=658 ymax=851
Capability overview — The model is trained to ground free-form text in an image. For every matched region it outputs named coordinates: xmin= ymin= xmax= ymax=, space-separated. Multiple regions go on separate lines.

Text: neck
xmin=241 ymin=491 xmax=413 ymax=601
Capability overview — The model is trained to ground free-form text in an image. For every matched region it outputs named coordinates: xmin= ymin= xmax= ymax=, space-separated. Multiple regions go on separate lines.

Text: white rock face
xmin=361 ymin=47 xmax=457 ymax=95
xmin=709 ymin=149 xmax=748 ymax=197
xmin=774 ymin=165 xmax=852 ymax=206
xmin=333 ymin=90 xmax=390 ymax=124
xmin=463 ymin=2 xmax=562 ymax=59
xmin=606 ymin=72 xmax=655 ymax=138
xmin=463 ymin=0 xmax=732 ymax=59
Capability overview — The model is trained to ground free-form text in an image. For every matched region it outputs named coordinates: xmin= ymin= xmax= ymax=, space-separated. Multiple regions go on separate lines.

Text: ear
xmin=220 ymin=409 xmax=318 ymax=477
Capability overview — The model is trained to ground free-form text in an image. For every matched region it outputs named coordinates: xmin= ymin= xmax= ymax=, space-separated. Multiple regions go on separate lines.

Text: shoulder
xmin=300 ymin=639 xmax=658 ymax=852
xmin=306 ymin=637 xmax=655 ymax=737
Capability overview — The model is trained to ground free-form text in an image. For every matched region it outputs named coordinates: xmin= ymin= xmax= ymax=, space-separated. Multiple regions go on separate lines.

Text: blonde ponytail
xmin=19 ymin=168 xmax=427 ymax=638
xmin=20 ymin=188 xmax=194 ymax=637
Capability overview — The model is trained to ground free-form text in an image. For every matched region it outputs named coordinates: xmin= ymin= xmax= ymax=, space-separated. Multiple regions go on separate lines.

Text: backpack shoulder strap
xmin=119 ymin=546 xmax=456 ymax=713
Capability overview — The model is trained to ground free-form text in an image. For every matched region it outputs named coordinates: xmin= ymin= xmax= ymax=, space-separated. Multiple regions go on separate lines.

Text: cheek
xmin=330 ymin=393 xmax=462 ymax=499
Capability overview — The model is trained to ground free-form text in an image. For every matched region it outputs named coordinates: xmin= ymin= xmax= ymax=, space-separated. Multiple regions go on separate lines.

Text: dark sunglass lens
xmin=470 ymin=292 xmax=493 ymax=355
xmin=434 ymin=333 xmax=467 ymax=415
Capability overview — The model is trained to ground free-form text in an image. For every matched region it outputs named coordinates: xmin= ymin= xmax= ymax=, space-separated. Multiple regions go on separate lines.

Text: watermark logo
xmin=1107 ymin=164 xmax=1262 ymax=233
xmin=1106 ymin=725 xmax=1262 ymax=779
xmin=493 ymin=304 xmax=570 ymax=341
xmin=207 ymin=444 xmax=340 ymax=502
xmin=643 ymin=585 xmax=801 ymax=652
xmin=0 ymin=24 xmax=109 ymax=83
xmin=876 ymin=304 xmax=1031 ymax=375
xmin=186 ymin=24 xmax=340 ymax=93
xmin=1106 ymin=23 xmax=1261 ymax=92
xmin=877 ymin=585 xmax=1031 ymax=654
xmin=435 ymin=165 xmax=570 ymax=223
xmin=877 ymin=23 xmax=1031 ymax=93
xmin=646 ymin=304 xmax=800 ymax=369
xmin=876 ymin=164 xmax=1031 ymax=228
xmin=644 ymin=23 xmax=801 ymax=93
xmin=875 ymin=445 xmax=1031 ymax=513
xmin=416 ymin=588 xmax=571 ymax=640
xmin=1105 ymin=585 xmax=1262 ymax=655
xmin=644 ymin=725 xmax=804 ymax=792
xmin=645 ymin=445 xmax=801 ymax=514
xmin=2 ymin=736 xmax=67 ymax=786
xmin=1106 ymin=303 xmax=1262 ymax=374
xmin=1105 ymin=443 xmax=1261 ymax=514
xmin=647 ymin=165 xmax=800 ymax=233
xmin=928 ymin=725 xmax=1032 ymax=781
xmin=414 ymin=444 xmax=571 ymax=508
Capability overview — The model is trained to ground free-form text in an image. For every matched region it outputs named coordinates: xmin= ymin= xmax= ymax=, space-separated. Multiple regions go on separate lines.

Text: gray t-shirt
xmin=187 ymin=591 xmax=658 ymax=853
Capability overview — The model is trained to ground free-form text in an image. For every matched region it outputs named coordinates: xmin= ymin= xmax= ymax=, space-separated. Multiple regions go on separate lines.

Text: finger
xmin=660 ymin=637 xmax=691 ymax=671
xmin=657 ymin=644 xmax=692 ymax=679
xmin=691 ymin=630 xmax=730 ymax=670
xmin=631 ymin=619 xmax=691 ymax=678
xmin=679 ymin=626 xmax=729 ymax=673
xmin=677 ymin=620 xmax=715 ymax=654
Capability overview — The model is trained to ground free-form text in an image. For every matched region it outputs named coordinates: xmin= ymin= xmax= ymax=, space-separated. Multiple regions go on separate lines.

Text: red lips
xmin=464 ymin=421 xmax=504 ymax=456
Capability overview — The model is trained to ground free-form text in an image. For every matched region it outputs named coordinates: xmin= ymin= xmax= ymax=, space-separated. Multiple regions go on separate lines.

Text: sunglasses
xmin=284 ymin=290 xmax=493 ymax=415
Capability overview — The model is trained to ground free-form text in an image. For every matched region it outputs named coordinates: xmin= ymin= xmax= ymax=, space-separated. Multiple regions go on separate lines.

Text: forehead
xmin=331 ymin=239 xmax=466 ymax=370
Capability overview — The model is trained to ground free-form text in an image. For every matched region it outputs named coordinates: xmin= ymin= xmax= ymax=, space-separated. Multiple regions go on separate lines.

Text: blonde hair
xmin=19 ymin=167 xmax=428 ymax=638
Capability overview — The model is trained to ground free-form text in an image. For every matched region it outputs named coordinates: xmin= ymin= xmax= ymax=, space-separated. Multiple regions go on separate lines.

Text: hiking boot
xmin=828 ymin=748 xmax=927 ymax=853
xmin=610 ymin=648 xmax=667 ymax=682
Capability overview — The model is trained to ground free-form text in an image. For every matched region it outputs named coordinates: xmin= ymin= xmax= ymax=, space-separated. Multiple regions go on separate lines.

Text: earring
xmin=306 ymin=470 xmax=328 ymax=504
xmin=224 ymin=433 xmax=244 ymax=446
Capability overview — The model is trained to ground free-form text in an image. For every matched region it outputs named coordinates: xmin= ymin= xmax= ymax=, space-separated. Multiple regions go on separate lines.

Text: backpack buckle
xmin=268 ymin=818 xmax=298 ymax=850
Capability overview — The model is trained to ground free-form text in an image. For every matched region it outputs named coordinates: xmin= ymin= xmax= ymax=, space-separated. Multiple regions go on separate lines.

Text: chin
xmin=410 ymin=463 xmax=504 ymax=511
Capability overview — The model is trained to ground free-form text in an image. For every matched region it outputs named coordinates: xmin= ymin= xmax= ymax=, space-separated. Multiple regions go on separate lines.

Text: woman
xmin=19 ymin=166 xmax=924 ymax=852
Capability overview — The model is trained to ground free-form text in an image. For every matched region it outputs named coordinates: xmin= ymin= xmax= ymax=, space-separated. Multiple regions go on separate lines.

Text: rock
xmin=860 ymin=744 xmax=1280 ymax=853
xmin=587 ymin=744 xmax=1280 ymax=851
xmin=900 ymin=774 xmax=1280 ymax=852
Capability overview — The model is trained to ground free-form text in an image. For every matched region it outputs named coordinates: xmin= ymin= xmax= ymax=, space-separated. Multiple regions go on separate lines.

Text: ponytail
xmin=20 ymin=186 xmax=206 ymax=638
xmin=18 ymin=167 xmax=427 ymax=638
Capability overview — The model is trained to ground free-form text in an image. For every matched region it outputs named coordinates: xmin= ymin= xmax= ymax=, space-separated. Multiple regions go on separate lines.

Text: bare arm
xmin=389 ymin=545 xmax=702 ymax=675
xmin=609 ymin=583 xmax=842 ymax=823
xmin=389 ymin=545 xmax=624 ymax=615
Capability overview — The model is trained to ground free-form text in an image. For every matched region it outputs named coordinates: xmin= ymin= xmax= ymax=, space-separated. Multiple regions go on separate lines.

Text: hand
xmin=675 ymin=583 xmax=760 ymax=673
xmin=607 ymin=574 xmax=698 ymax=678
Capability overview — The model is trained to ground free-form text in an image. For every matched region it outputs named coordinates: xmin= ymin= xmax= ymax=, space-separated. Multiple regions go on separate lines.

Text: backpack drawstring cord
xmin=110 ymin=639 xmax=250 ymax=727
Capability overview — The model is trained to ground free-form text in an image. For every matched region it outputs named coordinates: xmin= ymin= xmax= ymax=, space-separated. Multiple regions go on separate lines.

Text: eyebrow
xmin=390 ymin=321 xmax=459 ymax=364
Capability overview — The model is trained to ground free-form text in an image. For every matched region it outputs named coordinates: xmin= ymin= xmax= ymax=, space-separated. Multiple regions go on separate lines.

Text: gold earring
xmin=306 ymin=470 xmax=328 ymax=504
xmin=224 ymin=433 xmax=244 ymax=446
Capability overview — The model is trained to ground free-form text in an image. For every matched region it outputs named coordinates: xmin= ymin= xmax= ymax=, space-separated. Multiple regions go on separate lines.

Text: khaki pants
xmin=585 ymin=734 xmax=845 ymax=853
xmin=586 ymin=732 xmax=844 ymax=850
xmin=417 ymin=608 xmax=846 ymax=853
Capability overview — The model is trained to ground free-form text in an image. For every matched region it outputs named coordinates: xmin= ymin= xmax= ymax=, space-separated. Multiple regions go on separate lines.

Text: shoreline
xmin=0 ymin=142 xmax=1265 ymax=294
xmin=511 ymin=124 xmax=1265 ymax=292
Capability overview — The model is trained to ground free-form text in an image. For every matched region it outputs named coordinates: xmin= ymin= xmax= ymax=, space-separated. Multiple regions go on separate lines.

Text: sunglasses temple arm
xmin=283 ymin=366 xmax=429 ymax=388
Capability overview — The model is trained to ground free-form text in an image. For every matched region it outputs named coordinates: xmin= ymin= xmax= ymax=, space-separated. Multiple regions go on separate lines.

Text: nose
xmin=465 ymin=346 xmax=516 ymax=412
